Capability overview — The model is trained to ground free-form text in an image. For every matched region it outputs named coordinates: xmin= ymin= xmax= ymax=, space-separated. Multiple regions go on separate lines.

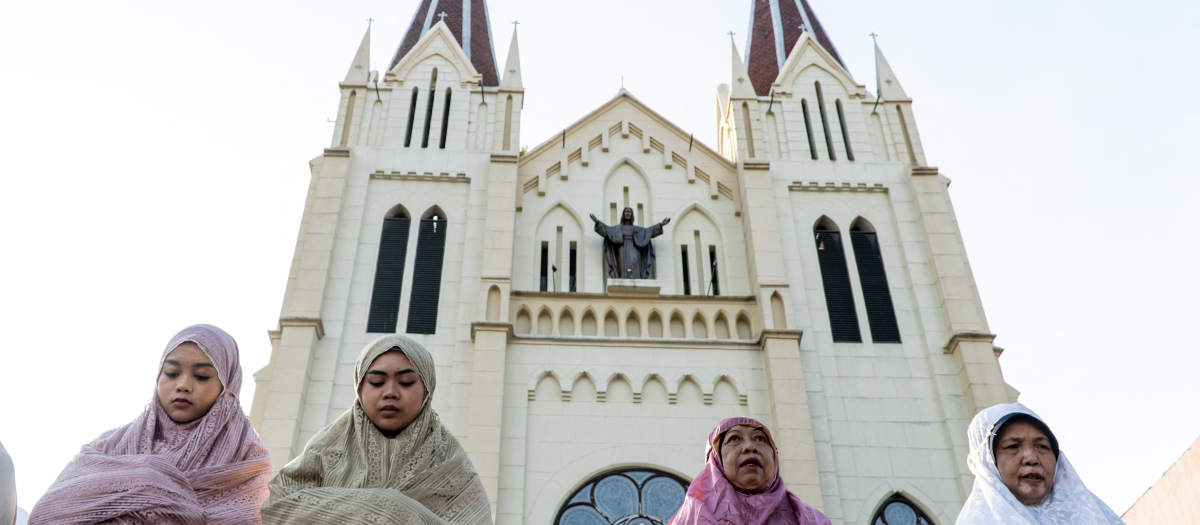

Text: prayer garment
xmin=955 ymin=403 xmax=1125 ymax=525
xmin=671 ymin=417 xmax=831 ymax=525
xmin=261 ymin=334 xmax=491 ymax=525
xmin=1 ymin=440 xmax=15 ymax=525
xmin=29 ymin=325 xmax=271 ymax=525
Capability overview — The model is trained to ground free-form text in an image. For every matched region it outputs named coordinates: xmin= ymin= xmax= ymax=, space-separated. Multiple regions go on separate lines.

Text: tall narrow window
xmin=474 ymin=103 xmax=488 ymax=149
xmin=569 ymin=242 xmax=578 ymax=292
xmin=680 ymin=245 xmax=691 ymax=295
xmin=439 ymin=88 xmax=452 ymax=149
xmin=814 ymin=219 xmax=861 ymax=342
xmin=801 ymin=99 xmax=818 ymax=160
xmin=766 ymin=111 xmax=782 ymax=160
xmin=406 ymin=209 xmax=447 ymax=334
xmin=421 ymin=69 xmax=438 ymax=148
xmin=367 ymin=209 xmax=411 ymax=333
xmin=896 ymin=105 xmax=917 ymax=166
xmin=708 ymin=245 xmax=720 ymax=296
xmin=741 ymin=102 xmax=756 ymax=158
xmin=502 ymin=95 xmax=513 ymax=151
xmin=814 ymin=82 xmax=836 ymax=160
xmin=836 ymin=99 xmax=855 ymax=161
xmin=340 ymin=90 xmax=356 ymax=147
xmin=850 ymin=221 xmax=900 ymax=343
xmin=404 ymin=87 xmax=419 ymax=147
xmin=364 ymin=99 xmax=382 ymax=146
xmin=539 ymin=241 xmax=549 ymax=292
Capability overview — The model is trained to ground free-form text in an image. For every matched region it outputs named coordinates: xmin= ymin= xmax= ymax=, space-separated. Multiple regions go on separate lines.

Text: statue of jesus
xmin=590 ymin=207 xmax=670 ymax=280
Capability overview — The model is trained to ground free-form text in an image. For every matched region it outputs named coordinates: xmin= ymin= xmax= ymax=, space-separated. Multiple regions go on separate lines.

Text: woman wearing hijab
xmin=29 ymin=324 xmax=272 ymax=524
xmin=955 ymin=403 xmax=1125 ymax=525
xmin=261 ymin=334 xmax=490 ymax=525
xmin=671 ymin=417 xmax=831 ymax=525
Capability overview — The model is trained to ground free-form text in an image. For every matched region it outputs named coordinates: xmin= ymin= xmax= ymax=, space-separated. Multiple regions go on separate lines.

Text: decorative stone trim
xmin=491 ymin=153 xmax=519 ymax=163
xmin=742 ymin=160 xmax=771 ymax=171
xmin=279 ymin=317 xmax=326 ymax=339
xmin=511 ymin=334 xmax=760 ymax=349
xmin=789 ymin=181 xmax=887 ymax=193
xmin=470 ymin=321 xmax=514 ymax=342
xmin=323 ymin=148 xmax=350 ymax=157
xmin=942 ymin=332 xmax=997 ymax=354
xmin=912 ymin=166 xmax=939 ymax=176
xmin=369 ymin=170 xmax=470 ymax=183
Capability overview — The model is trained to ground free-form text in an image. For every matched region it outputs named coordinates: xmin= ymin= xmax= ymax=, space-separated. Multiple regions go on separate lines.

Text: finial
xmin=366 ymin=17 xmax=375 ymax=29
xmin=513 ymin=20 xmax=521 ymax=27
xmin=870 ymin=32 xmax=879 ymax=44
xmin=438 ymin=12 xmax=448 ymax=22
xmin=727 ymin=31 xmax=736 ymax=40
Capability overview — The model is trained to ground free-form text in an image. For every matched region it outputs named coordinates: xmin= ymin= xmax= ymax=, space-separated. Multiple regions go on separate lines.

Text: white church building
xmin=248 ymin=1 xmax=1020 ymax=524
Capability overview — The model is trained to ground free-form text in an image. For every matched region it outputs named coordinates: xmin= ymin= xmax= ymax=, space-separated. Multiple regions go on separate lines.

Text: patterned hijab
xmin=29 ymin=324 xmax=272 ymax=525
xmin=261 ymin=335 xmax=491 ymax=525
xmin=955 ymin=403 xmax=1125 ymax=525
xmin=671 ymin=417 xmax=831 ymax=525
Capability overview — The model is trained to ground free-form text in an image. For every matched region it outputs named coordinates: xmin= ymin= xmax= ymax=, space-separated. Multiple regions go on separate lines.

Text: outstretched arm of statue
xmin=660 ymin=217 xmax=671 ymax=226
xmin=589 ymin=213 xmax=599 ymax=224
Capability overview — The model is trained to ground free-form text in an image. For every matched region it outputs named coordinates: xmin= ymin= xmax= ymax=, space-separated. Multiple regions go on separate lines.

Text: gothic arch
xmin=532 ymin=449 xmax=697 ymax=525
xmin=601 ymin=158 xmax=654 ymax=222
xmin=851 ymin=216 xmax=877 ymax=232
xmin=557 ymin=305 xmax=577 ymax=336
xmin=813 ymin=214 xmax=840 ymax=231
xmin=857 ymin=483 xmax=950 ymax=525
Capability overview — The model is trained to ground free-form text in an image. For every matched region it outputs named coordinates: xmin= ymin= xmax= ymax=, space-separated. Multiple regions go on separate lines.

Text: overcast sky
xmin=1 ymin=0 xmax=1197 ymax=516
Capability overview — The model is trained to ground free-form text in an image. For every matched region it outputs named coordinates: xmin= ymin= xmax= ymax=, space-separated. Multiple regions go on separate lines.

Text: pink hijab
xmin=29 ymin=324 xmax=271 ymax=525
xmin=671 ymin=417 xmax=831 ymax=525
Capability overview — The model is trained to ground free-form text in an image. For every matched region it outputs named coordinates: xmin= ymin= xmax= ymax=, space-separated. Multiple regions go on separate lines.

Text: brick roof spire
xmin=744 ymin=0 xmax=845 ymax=96
xmin=389 ymin=0 xmax=500 ymax=86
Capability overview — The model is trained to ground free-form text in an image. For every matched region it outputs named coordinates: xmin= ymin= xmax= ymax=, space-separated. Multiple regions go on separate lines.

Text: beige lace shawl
xmin=261 ymin=335 xmax=491 ymax=525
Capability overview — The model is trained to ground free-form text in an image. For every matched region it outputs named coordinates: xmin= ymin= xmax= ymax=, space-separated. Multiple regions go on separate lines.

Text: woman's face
xmin=359 ymin=350 xmax=426 ymax=437
xmin=157 ymin=342 xmax=223 ymax=424
xmin=719 ymin=425 xmax=776 ymax=493
xmin=993 ymin=419 xmax=1057 ymax=506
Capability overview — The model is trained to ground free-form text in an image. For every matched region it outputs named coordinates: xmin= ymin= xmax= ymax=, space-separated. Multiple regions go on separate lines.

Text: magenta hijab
xmin=29 ymin=324 xmax=271 ymax=525
xmin=671 ymin=417 xmax=831 ymax=525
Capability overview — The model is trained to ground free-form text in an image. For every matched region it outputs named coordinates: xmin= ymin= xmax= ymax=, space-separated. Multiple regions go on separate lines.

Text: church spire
xmin=874 ymin=41 xmax=908 ymax=101
xmin=744 ymin=0 xmax=845 ymax=96
xmin=389 ymin=0 xmax=500 ymax=85
xmin=499 ymin=24 xmax=522 ymax=89
xmin=730 ymin=38 xmax=756 ymax=100
xmin=344 ymin=26 xmax=371 ymax=83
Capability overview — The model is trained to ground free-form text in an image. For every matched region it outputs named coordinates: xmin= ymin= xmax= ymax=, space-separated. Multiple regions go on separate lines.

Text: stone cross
xmin=438 ymin=12 xmax=448 ymax=22
xmin=727 ymin=31 xmax=736 ymax=39
xmin=870 ymin=32 xmax=879 ymax=43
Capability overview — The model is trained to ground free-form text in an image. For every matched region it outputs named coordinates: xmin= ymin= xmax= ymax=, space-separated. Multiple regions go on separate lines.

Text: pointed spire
xmin=390 ymin=0 xmax=500 ymax=86
xmin=500 ymin=25 xmax=522 ymax=89
xmin=730 ymin=39 xmax=757 ymax=99
xmin=874 ymin=41 xmax=908 ymax=101
xmin=344 ymin=26 xmax=371 ymax=83
xmin=744 ymin=0 xmax=845 ymax=95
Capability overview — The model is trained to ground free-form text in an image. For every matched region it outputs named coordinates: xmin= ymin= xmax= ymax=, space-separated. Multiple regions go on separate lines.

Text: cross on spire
xmin=438 ymin=11 xmax=448 ymax=22
xmin=727 ymin=31 xmax=736 ymax=40
xmin=513 ymin=20 xmax=520 ymax=27
xmin=870 ymin=32 xmax=879 ymax=43
xmin=366 ymin=17 xmax=375 ymax=28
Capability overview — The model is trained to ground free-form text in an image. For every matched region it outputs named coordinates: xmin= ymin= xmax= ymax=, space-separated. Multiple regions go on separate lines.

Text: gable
xmin=386 ymin=21 xmax=481 ymax=87
xmin=775 ymin=33 xmax=862 ymax=96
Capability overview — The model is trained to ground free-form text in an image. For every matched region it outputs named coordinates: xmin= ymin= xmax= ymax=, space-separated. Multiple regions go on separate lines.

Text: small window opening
xmin=815 ymin=81 xmax=836 ymax=160
xmin=681 ymin=245 xmax=692 ymax=295
xmin=569 ymin=241 xmax=578 ymax=292
xmin=404 ymin=87 xmax=419 ymax=147
xmin=539 ymin=241 xmax=549 ymax=292
xmin=708 ymin=245 xmax=720 ymax=296
xmin=439 ymin=88 xmax=452 ymax=149
xmin=801 ymin=99 xmax=818 ymax=160
xmin=742 ymin=102 xmax=756 ymax=158
xmin=836 ymin=99 xmax=854 ymax=161
xmin=421 ymin=68 xmax=439 ymax=148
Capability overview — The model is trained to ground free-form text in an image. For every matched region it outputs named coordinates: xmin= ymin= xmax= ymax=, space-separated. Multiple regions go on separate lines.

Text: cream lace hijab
xmin=955 ymin=403 xmax=1124 ymax=525
xmin=262 ymin=335 xmax=491 ymax=525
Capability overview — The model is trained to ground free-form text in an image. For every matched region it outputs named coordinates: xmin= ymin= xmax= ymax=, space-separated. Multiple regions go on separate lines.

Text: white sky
xmin=1 ymin=0 xmax=1197 ymax=516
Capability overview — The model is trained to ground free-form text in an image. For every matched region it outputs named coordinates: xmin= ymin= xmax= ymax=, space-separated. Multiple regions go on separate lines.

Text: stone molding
xmin=490 ymin=153 xmax=519 ymax=163
xmin=470 ymin=321 xmax=514 ymax=341
xmin=912 ymin=166 xmax=939 ymax=176
xmin=788 ymin=181 xmax=887 ymax=193
xmin=323 ymin=148 xmax=350 ymax=157
xmin=941 ymin=332 xmax=996 ymax=354
xmin=278 ymin=317 xmax=325 ymax=339
xmin=369 ymin=170 xmax=470 ymax=183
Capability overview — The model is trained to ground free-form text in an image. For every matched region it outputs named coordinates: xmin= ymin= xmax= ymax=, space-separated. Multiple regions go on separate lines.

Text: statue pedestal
xmin=606 ymin=279 xmax=660 ymax=295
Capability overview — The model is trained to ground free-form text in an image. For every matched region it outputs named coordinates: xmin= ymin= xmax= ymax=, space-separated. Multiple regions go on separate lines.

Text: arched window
xmin=502 ymin=95 xmax=513 ymax=151
xmin=850 ymin=219 xmax=900 ymax=343
xmin=741 ymin=102 xmax=756 ymax=158
xmin=555 ymin=469 xmax=689 ymax=525
xmin=814 ymin=81 xmax=836 ymax=160
xmin=836 ymin=99 xmax=854 ymax=161
xmin=439 ymin=87 xmax=452 ymax=149
xmin=404 ymin=87 xmax=419 ymax=147
xmin=406 ymin=207 xmax=448 ymax=334
xmin=421 ymin=68 xmax=439 ymax=148
xmin=367 ymin=206 xmax=411 ymax=333
xmin=871 ymin=494 xmax=935 ymax=525
xmin=814 ymin=217 xmax=861 ymax=342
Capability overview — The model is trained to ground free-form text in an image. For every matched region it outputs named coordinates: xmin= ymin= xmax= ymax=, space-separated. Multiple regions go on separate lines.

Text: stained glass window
xmin=555 ymin=469 xmax=690 ymax=525
xmin=871 ymin=494 xmax=935 ymax=525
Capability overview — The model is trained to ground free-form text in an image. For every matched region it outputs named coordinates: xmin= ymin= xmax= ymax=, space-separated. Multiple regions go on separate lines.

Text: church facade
xmin=248 ymin=1 xmax=1019 ymax=524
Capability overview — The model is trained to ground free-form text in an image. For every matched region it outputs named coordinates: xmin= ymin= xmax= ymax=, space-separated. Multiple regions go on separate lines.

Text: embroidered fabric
xmin=28 ymin=324 xmax=272 ymax=525
xmin=955 ymin=403 xmax=1125 ymax=525
xmin=261 ymin=334 xmax=491 ymax=525
xmin=671 ymin=417 xmax=831 ymax=525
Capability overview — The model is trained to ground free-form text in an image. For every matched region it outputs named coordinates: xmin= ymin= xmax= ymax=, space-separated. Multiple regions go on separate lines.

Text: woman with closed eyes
xmin=260 ymin=334 xmax=490 ymax=525
xmin=28 ymin=324 xmax=272 ymax=524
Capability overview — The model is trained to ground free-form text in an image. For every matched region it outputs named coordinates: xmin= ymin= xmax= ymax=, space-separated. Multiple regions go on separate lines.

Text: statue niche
xmin=590 ymin=207 xmax=670 ymax=279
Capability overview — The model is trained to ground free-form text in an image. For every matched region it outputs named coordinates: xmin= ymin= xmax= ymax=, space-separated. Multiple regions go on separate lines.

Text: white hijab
xmin=955 ymin=403 xmax=1124 ymax=525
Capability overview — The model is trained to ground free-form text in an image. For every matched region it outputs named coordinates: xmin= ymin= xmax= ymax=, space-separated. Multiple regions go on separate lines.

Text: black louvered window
xmin=680 ymin=245 xmax=691 ymax=295
xmin=814 ymin=229 xmax=862 ymax=342
xmin=851 ymin=230 xmax=901 ymax=343
xmin=708 ymin=245 xmax=720 ymax=296
xmin=367 ymin=215 xmax=411 ymax=333
xmin=568 ymin=242 xmax=577 ymax=292
xmin=539 ymin=242 xmax=549 ymax=292
xmin=406 ymin=216 xmax=447 ymax=334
